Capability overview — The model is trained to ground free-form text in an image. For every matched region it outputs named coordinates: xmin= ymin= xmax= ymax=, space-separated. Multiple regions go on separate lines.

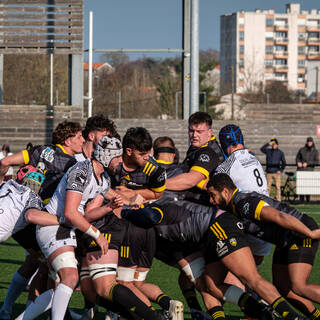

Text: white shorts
xmin=246 ymin=234 xmax=272 ymax=257
xmin=36 ymin=225 xmax=77 ymax=258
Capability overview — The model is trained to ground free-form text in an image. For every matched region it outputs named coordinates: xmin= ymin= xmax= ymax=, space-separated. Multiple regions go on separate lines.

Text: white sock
xmin=51 ymin=284 xmax=73 ymax=320
xmin=1 ymin=271 xmax=30 ymax=314
xmin=15 ymin=289 xmax=54 ymax=320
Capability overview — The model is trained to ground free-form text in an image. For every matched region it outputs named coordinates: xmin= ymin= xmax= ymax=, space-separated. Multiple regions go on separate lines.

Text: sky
xmin=84 ymin=0 xmax=320 ymax=62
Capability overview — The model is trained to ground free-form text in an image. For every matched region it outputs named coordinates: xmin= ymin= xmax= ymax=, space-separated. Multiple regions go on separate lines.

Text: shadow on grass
xmin=0 ymin=242 xmax=20 ymax=247
xmin=0 ymin=258 xmax=24 ymax=265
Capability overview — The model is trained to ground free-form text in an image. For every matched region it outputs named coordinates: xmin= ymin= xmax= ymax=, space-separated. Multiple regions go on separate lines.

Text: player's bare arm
xmin=260 ymin=205 xmax=316 ymax=238
xmin=64 ymin=191 xmax=108 ymax=254
xmin=24 ymin=208 xmax=60 ymax=226
xmin=166 ymin=171 xmax=205 ymax=191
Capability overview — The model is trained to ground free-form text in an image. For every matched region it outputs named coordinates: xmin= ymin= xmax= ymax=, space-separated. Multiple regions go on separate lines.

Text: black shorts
xmin=154 ymin=234 xmax=202 ymax=265
xmin=273 ymin=215 xmax=319 ymax=265
xmin=12 ymin=224 xmax=40 ymax=252
xmin=78 ymin=215 xmax=127 ymax=254
xmin=204 ymin=212 xmax=248 ymax=263
xmin=118 ymin=223 xmax=156 ymax=268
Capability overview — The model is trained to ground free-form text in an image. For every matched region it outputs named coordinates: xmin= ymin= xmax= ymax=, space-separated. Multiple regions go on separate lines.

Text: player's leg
xmin=273 ymin=263 xmax=319 ymax=317
xmin=222 ymin=247 xmax=304 ymax=320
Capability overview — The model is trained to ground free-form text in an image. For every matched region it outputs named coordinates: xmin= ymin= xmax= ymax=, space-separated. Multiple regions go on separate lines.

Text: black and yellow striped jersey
xmin=112 ymin=155 xmax=166 ymax=193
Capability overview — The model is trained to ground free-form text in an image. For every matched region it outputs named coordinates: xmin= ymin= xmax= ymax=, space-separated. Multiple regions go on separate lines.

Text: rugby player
xmin=208 ymin=173 xmax=320 ymax=320
xmin=165 ymin=111 xmax=224 ymax=204
xmin=75 ymin=114 xmax=118 ymax=162
xmin=0 ymin=121 xmax=84 ymax=320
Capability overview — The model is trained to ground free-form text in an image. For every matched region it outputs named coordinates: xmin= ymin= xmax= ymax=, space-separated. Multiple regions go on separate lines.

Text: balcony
xmin=275 ymin=24 xmax=289 ymax=31
xmin=307 ymin=26 xmax=320 ymax=32
xmin=308 ymin=52 xmax=320 ymax=58
xmin=274 ymin=65 xmax=288 ymax=72
xmin=308 ymin=38 xmax=320 ymax=45
xmin=274 ymin=37 xmax=288 ymax=43
xmin=274 ymin=51 xmax=288 ymax=57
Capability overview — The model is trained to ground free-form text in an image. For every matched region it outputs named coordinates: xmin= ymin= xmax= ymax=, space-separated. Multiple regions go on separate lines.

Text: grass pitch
xmin=1 ymin=204 xmax=320 ymax=319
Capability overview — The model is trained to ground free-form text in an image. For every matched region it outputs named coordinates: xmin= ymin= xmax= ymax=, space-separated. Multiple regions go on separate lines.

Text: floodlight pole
xmin=190 ymin=0 xmax=199 ymax=115
xmin=88 ymin=11 xmax=93 ymax=117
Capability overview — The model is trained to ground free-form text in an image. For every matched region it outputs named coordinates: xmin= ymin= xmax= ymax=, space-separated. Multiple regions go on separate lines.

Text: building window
xmin=239 ymin=45 xmax=244 ymax=54
xmin=298 ymin=60 xmax=305 ymax=66
xmin=239 ymin=59 xmax=244 ymax=67
xmin=266 ymin=46 xmax=273 ymax=54
xmin=275 ymin=73 xmax=287 ymax=80
xmin=275 ymin=31 xmax=287 ymax=38
xmin=309 ymin=46 xmax=319 ymax=52
xmin=298 ymin=33 xmax=306 ymax=40
xmin=298 ymin=46 xmax=306 ymax=54
xmin=266 ymin=18 xmax=274 ymax=27
xmin=275 ymin=59 xmax=287 ymax=65
xmin=275 ymin=45 xmax=287 ymax=51
xmin=298 ymin=74 xmax=305 ymax=82
xmin=265 ymin=60 xmax=273 ymax=66
xmin=309 ymin=32 xmax=319 ymax=39
xmin=239 ymin=31 xmax=244 ymax=40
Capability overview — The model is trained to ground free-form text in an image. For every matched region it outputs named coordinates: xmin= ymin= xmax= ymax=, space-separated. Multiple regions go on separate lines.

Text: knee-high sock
xmin=0 ymin=271 xmax=30 ymax=314
xmin=15 ymin=289 xmax=54 ymax=320
xmin=51 ymin=284 xmax=73 ymax=320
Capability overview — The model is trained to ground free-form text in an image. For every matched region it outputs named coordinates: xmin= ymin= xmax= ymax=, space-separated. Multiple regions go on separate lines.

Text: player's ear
xmin=125 ymin=147 xmax=132 ymax=157
xmin=88 ymin=131 xmax=95 ymax=142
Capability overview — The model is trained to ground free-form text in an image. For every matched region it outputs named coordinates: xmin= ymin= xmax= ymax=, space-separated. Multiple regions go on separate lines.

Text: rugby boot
xmin=190 ymin=309 xmax=211 ymax=320
xmin=168 ymin=300 xmax=184 ymax=320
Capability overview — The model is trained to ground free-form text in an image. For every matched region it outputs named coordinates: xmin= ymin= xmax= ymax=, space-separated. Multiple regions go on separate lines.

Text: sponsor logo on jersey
xmin=216 ymin=240 xmax=228 ymax=256
xmin=290 ymin=244 xmax=299 ymax=250
xmin=243 ymin=203 xmax=250 ymax=216
xmin=237 ymin=222 xmax=244 ymax=230
xmin=40 ymin=148 xmax=55 ymax=163
xmin=229 ymin=238 xmax=237 ymax=246
xmin=157 ymin=171 xmax=167 ymax=182
xmin=199 ymin=154 xmax=210 ymax=162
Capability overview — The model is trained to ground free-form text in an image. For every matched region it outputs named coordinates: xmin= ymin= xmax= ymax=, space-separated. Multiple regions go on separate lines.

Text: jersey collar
xmin=156 ymin=160 xmax=173 ymax=165
xmin=200 ymin=135 xmax=216 ymax=148
xmin=56 ymin=144 xmax=69 ymax=155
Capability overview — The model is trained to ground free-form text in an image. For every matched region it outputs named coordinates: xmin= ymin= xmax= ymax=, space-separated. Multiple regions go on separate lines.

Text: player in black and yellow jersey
xmin=208 ymin=173 xmax=320 ymax=320
xmin=166 ymin=112 xmax=224 ymax=205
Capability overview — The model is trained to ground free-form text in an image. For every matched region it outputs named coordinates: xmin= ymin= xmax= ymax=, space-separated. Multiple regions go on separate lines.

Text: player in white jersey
xmin=34 ymin=136 xmax=123 ymax=320
xmin=74 ymin=114 xmax=119 ymax=162
xmin=216 ymin=124 xmax=272 ymax=262
xmin=0 ymin=172 xmax=60 ymax=245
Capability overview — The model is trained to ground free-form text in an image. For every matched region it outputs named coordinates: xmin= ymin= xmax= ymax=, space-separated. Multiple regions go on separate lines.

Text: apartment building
xmin=220 ymin=3 xmax=320 ymax=96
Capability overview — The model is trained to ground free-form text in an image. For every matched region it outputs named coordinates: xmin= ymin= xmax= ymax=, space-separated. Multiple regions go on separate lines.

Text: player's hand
xmin=95 ymin=233 xmax=108 ymax=255
xmin=310 ymin=229 xmax=320 ymax=239
xmin=110 ymin=194 xmax=124 ymax=209
xmin=303 ymin=162 xmax=308 ymax=168
xmin=129 ymin=194 xmax=145 ymax=207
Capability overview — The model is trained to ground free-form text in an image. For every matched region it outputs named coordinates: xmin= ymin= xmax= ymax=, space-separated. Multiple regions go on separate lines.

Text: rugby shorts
xmin=118 ymin=223 xmax=156 ymax=268
xmin=78 ymin=214 xmax=127 ymax=254
xmin=204 ymin=212 xmax=248 ymax=263
xmin=36 ymin=224 xmax=77 ymax=258
xmin=273 ymin=215 xmax=319 ymax=265
xmin=12 ymin=224 xmax=40 ymax=252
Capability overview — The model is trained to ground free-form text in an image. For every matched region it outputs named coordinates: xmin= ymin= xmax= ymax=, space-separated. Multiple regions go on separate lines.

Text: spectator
xmin=260 ymin=138 xmax=286 ymax=201
xmin=296 ymin=136 xmax=319 ymax=202
xmin=0 ymin=144 xmax=13 ymax=181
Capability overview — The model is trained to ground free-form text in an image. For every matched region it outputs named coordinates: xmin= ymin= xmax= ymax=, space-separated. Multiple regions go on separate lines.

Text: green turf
xmin=1 ymin=205 xmax=320 ymax=319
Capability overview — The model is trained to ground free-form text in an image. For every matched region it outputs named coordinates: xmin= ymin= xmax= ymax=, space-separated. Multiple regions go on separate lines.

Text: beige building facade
xmin=220 ymin=4 xmax=320 ymax=95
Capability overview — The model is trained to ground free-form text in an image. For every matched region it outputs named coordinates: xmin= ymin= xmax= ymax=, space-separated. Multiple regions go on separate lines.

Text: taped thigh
xmin=89 ymin=263 xmax=117 ymax=280
xmin=51 ymin=251 xmax=78 ymax=273
xmin=181 ymin=257 xmax=205 ymax=282
xmin=134 ymin=270 xmax=149 ymax=282
xmin=116 ymin=266 xmax=136 ymax=282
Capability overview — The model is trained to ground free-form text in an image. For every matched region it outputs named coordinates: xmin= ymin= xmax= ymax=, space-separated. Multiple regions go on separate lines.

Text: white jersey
xmin=216 ymin=149 xmax=268 ymax=196
xmin=74 ymin=152 xmax=87 ymax=162
xmin=0 ymin=180 xmax=43 ymax=242
xmin=45 ymin=159 xmax=111 ymax=219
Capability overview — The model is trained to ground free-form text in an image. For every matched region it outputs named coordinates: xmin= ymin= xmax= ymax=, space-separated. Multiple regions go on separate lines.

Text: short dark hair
xmin=82 ymin=114 xmax=118 ymax=140
xmin=188 ymin=112 xmax=212 ymax=128
xmin=207 ymin=173 xmax=237 ymax=192
xmin=122 ymin=127 xmax=152 ymax=152
xmin=153 ymin=136 xmax=175 ymax=150
xmin=52 ymin=121 xmax=82 ymax=145
xmin=2 ymin=144 xmax=10 ymax=153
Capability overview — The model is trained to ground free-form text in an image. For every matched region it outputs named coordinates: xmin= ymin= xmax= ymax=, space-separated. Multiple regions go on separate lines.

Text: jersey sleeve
xmin=190 ymin=148 xmax=220 ymax=179
xmin=148 ymin=166 xmax=167 ymax=193
xmin=21 ymin=145 xmax=43 ymax=166
xmin=65 ymin=162 xmax=90 ymax=194
xmin=235 ymin=196 xmax=268 ymax=221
